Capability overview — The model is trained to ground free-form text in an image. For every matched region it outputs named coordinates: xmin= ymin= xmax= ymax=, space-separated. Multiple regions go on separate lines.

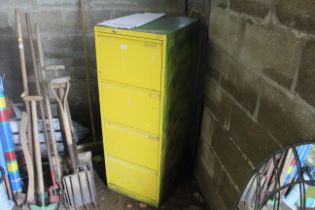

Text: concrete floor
xmin=13 ymin=170 xmax=205 ymax=210
xmin=76 ymin=155 xmax=207 ymax=210
xmin=14 ymin=156 xmax=206 ymax=210
xmin=75 ymin=173 xmax=207 ymax=210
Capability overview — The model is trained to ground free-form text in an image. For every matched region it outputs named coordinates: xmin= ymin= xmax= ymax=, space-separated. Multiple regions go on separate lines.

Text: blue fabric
xmin=0 ymin=140 xmax=7 ymax=175
xmin=0 ymin=122 xmax=15 ymax=152
xmin=0 ymin=76 xmax=22 ymax=193
xmin=8 ymin=173 xmax=22 ymax=192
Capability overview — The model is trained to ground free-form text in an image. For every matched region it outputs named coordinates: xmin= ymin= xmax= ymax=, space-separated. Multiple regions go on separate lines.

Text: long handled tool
xmin=50 ymin=78 xmax=96 ymax=208
xmin=24 ymin=96 xmax=57 ymax=210
xmin=25 ymin=14 xmax=60 ymax=204
xmin=35 ymin=25 xmax=63 ymax=186
xmin=15 ymin=9 xmax=33 ymax=160
xmin=45 ymin=65 xmax=81 ymax=168
xmin=19 ymin=111 xmax=35 ymax=205
xmin=44 ymin=65 xmax=70 ymax=158
xmin=80 ymin=0 xmax=97 ymax=142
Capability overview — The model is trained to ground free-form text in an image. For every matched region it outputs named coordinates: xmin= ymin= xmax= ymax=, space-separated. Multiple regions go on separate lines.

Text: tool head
xmin=48 ymin=171 xmax=60 ymax=204
xmin=48 ymin=186 xmax=60 ymax=204
xmin=63 ymin=170 xmax=96 ymax=208
xmin=29 ymin=194 xmax=57 ymax=210
xmin=14 ymin=191 xmax=26 ymax=207
xmin=29 ymin=203 xmax=57 ymax=210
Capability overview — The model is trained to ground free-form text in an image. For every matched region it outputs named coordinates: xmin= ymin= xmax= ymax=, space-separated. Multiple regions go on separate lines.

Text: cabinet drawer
xmin=96 ymin=35 xmax=162 ymax=91
xmin=106 ymin=156 xmax=158 ymax=200
xmin=104 ymin=122 xmax=159 ymax=170
xmin=101 ymin=82 xmax=160 ymax=134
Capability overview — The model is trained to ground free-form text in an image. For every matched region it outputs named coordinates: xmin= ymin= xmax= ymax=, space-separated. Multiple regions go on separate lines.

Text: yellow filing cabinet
xmin=95 ymin=15 xmax=198 ymax=207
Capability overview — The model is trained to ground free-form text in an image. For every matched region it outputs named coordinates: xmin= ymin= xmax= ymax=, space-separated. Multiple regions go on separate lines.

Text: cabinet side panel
xmin=159 ymin=21 xmax=199 ymax=202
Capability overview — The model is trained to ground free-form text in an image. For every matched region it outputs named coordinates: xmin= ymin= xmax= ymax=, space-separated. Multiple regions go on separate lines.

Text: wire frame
xmin=236 ymin=144 xmax=315 ymax=210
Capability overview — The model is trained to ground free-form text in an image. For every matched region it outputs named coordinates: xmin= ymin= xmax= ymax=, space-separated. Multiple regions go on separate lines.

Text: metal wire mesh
xmin=236 ymin=144 xmax=315 ymax=210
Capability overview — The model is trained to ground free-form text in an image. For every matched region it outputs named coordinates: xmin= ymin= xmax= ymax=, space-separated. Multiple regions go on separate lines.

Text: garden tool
xmin=35 ymin=25 xmax=63 ymax=186
xmin=15 ymin=14 xmax=35 ymax=204
xmin=50 ymin=78 xmax=96 ymax=208
xmin=0 ymin=165 xmax=14 ymax=210
xmin=49 ymin=75 xmax=80 ymax=164
xmin=47 ymin=70 xmax=79 ymax=162
xmin=16 ymin=11 xmax=35 ymax=206
xmin=0 ymin=75 xmax=25 ymax=206
xmin=80 ymin=0 xmax=96 ymax=142
xmin=19 ymin=111 xmax=35 ymax=205
xmin=44 ymin=65 xmax=70 ymax=157
xmin=25 ymin=15 xmax=60 ymax=204
xmin=24 ymin=96 xmax=57 ymax=210
xmin=78 ymin=151 xmax=94 ymax=181
xmin=15 ymin=9 xmax=33 ymax=156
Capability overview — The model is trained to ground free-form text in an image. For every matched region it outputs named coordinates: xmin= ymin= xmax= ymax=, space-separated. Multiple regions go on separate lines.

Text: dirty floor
xmin=76 ymin=173 xmax=207 ymax=210
xmin=14 ymin=171 xmax=206 ymax=210
xmin=13 ymin=154 xmax=206 ymax=210
xmin=84 ymin=154 xmax=207 ymax=210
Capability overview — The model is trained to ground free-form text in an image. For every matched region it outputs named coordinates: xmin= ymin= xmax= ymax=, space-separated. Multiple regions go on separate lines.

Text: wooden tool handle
xmin=45 ymin=65 xmax=65 ymax=77
xmin=80 ymin=0 xmax=96 ymax=142
xmin=45 ymin=65 xmax=65 ymax=72
xmin=16 ymin=9 xmax=33 ymax=166
xmin=36 ymin=25 xmax=63 ymax=182
xmin=50 ymin=80 xmax=78 ymax=171
xmin=15 ymin=10 xmax=29 ymax=94
xmin=22 ymin=95 xmax=43 ymax=101
xmin=50 ymin=77 xmax=70 ymax=89
xmin=30 ymin=100 xmax=45 ymax=195
xmin=20 ymin=112 xmax=35 ymax=203
xmin=50 ymin=79 xmax=70 ymax=108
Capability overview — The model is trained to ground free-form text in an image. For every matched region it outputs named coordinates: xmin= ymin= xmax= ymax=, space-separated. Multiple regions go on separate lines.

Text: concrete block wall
xmin=0 ymin=0 xmax=185 ymax=128
xmin=189 ymin=0 xmax=315 ymax=209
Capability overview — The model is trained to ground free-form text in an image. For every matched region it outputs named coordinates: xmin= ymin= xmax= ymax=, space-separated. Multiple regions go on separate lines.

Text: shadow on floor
xmin=93 ymin=157 xmax=207 ymax=210
xmin=13 ymin=152 xmax=207 ymax=210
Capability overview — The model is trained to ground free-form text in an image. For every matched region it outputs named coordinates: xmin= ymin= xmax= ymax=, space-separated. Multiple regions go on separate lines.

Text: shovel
xmin=35 ymin=25 xmax=63 ymax=189
xmin=50 ymin=77 xmax=96 ymax=208
xmin=25 ymin=15 xmax=61 ymax=204
xmin=24 ymin=96 xmax=57 ymax=210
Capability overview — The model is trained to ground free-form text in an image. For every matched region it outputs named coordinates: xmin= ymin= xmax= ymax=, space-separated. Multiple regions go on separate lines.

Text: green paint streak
xmin=158 ymin=19 xmax=199 ymax=204
xmin=134 ymin=16 xmax=197 ymax=35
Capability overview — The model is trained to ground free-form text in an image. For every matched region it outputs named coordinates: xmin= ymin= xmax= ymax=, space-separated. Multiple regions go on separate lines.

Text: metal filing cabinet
xmin=95 ymin=14 xmax=198 ymax=207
